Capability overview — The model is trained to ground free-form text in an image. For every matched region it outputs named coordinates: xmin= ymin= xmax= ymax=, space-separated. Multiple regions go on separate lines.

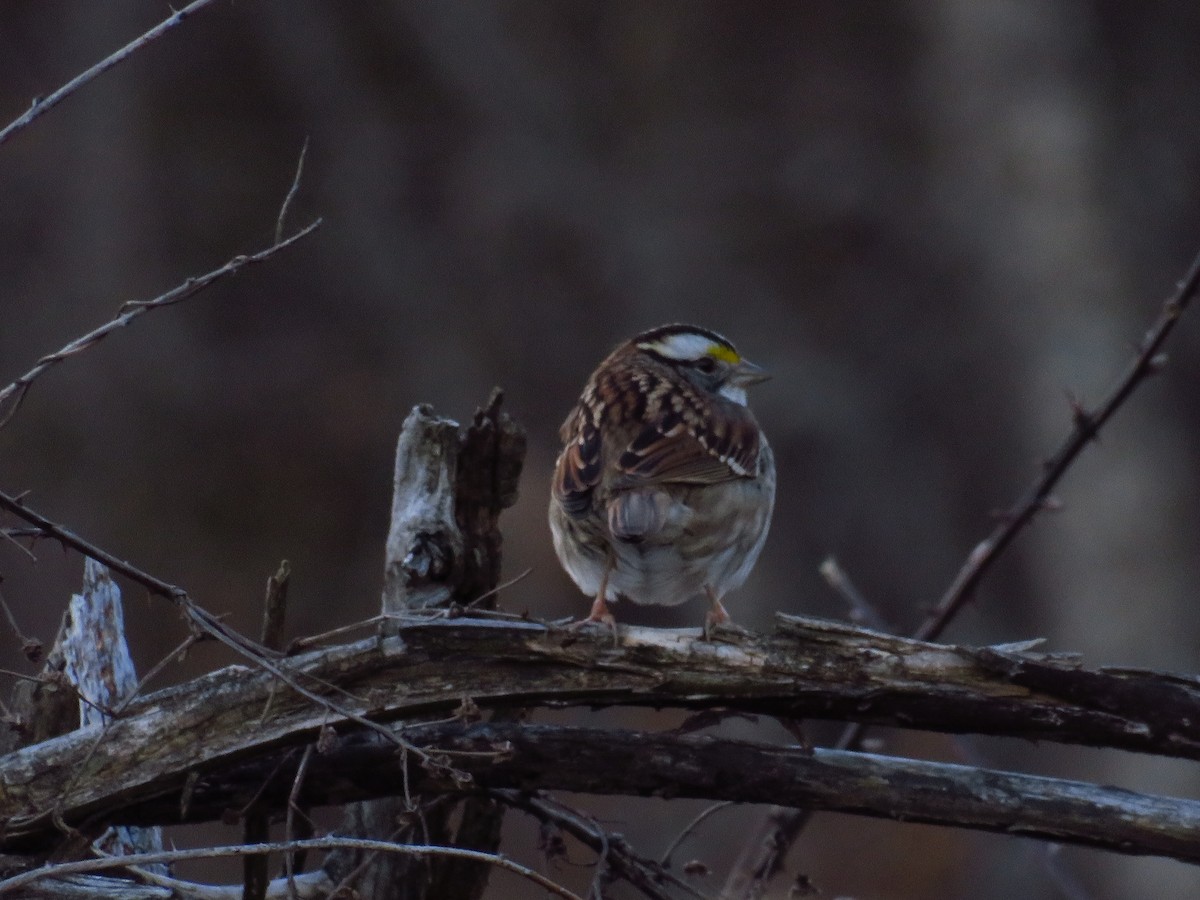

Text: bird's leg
xmin=703 ymin=585 xmax=731 ymax=640
xmin=571 ymin=553 xmax=618 ymax=645
xmin=583 ymin=587 xmax=614 ymax=626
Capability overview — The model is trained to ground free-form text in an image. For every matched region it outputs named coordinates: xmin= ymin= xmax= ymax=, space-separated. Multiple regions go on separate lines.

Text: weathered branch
xmin=210 ymin=723 xmax=1200 ymax=865
xmin=0 ymin=1 xmax=219 ymax=149
xmin=338 ymin=395 xmax=526 ymax=900
xmin=2 ymin=615 xmax=1200 ymax=853
xmin=4 ymin=720 xmax=1200 ymax=879
xmin=62 ymin=561 xmax=164 ymax=867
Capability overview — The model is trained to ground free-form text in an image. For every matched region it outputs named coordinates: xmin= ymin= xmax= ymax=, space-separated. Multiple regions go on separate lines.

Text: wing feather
xmin=618 ymin=402 xmax=760 ymax=486
xmin=552 ymin=363 xmax=762 ymax=523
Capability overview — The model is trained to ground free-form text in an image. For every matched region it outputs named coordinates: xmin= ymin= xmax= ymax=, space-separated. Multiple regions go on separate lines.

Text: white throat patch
xmin=719 ymin=383 xmax=748 ymax=406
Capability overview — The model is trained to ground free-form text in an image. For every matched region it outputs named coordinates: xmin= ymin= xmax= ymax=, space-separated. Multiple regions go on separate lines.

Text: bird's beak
xmin=731 ymin=359 xmax=771 ymax=387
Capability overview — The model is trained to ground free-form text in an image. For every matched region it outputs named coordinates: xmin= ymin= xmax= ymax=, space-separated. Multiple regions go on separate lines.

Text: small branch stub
xmin=380 ymin=391 xmax=526 ymax=623
xmin=352 ymin=391 xmax=525 ymax=899
xmin=63 ymin=559 xmax=165 ymax=869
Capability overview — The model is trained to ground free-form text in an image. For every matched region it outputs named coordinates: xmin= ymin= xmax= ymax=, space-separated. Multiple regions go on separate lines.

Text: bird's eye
xmin=694 ymin=357 xmax=718 ymax=374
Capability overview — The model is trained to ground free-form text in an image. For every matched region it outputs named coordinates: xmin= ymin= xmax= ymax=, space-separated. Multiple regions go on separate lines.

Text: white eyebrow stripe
xmin=641 ymin=332 xmax=716 ymax=360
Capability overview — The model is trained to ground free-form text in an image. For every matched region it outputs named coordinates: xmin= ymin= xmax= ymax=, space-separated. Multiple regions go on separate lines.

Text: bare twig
xmin=0 ymin=837 xmax=585 ymax=900
xmin=0 ymin=526 xmax=41 ymax=559
xmin=498 ymin=791 xmax=707 ymax=900
xmin=724 ymin=247 xmax=1200 ymax=898
xmin=0 ymin=0 xmax=219 ymax=149
xmin=819 ymin=556 xmax=890 ymax=631
xmin=466 ymin=566 xmax=533 ymax=610
xmin=0 ymin=585 xmax=37 ymax=654
xmin=246 ymin=560 xmax=293 ymax=900
xmin=285 ymin=615 xmax=387 ymax=653
xmin=284 ymin=745 xmax=315 ymax=897
xmin=114 ymin=633 xmax=200 ymax=717
xmin=659 ymin=801 xmax=735 ymax=870
xmin=0 ymin=490 xmax=187 ymax=599
xmin=0 ymin=219 xmax=321 ymax=430
xmin=275 ymin=139 xmax=309 ymax=244
xmin=918 ymin=247 xmax=1200 ymax=642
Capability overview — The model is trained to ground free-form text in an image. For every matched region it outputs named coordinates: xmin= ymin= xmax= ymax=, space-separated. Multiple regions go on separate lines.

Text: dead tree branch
xmin=332 ymin=395 xmax=526 ymax=900
xmin=0 ymin=615 xmax=1199 ymax=858
xmin=4 ymin=715 xmax=1200 ymax=889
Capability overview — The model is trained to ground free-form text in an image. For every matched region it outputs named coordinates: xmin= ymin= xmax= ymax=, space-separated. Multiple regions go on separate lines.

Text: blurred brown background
xmin=2 ymin=3 xmax=1200 ymax=898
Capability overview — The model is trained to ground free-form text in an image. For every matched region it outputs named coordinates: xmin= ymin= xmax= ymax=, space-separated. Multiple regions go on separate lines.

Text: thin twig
xmin=246 ymin=560 xmax=293 ymax=900
xmin=0 ymin=667 xmax=44 ymax=684
xmin=659 ymin=801 xmax=735 ymax=869
xmin=466 ymin=566 xmax=533 ymax=610
xmin=0 ymin=586 xmax=35 ymax=650
xmin=0 ymin=490 xmax=184 ymax=598
xmin=0 ymin=527 xmax=40 ymax=559
xmin=0 ymin=837 xmax=585 ymax=900
xmin=497 ymin=791 xmax=709 ymax=900
xmin=114 ymin=633 xmax=201 ymax=717
xmin=285 ymin=615 xmax=387 ymax=653
xmin=326 ymin=814 xmax=442 ymax=899
xmin=819 ymin=556 xmax=891 ymax=631
xmin=0 ymin=219 xmax=321 ymax=430
xmin=918 ymin=250 xmax=1200 ymax=642
xmin=275 ymin=138 xmax=309 ymax=244
xmin=284 ymin=745 xmax=315 ymax=898
xmin=0 ymin=0 xmax=219 ymax=149
xmin=236 ymin=749 xmax=299 ymax=821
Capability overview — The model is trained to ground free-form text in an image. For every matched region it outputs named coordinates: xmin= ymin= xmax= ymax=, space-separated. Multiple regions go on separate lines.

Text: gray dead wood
xmin=1 ymin=614 xmax=1200 ymax=857
xmin=62 ymin=560 xmax=165 ymax=868
xmin=334 ymin=393 xmax=525 ymax=900
xmin=122 ymin=722 xmax=1200 ymax=864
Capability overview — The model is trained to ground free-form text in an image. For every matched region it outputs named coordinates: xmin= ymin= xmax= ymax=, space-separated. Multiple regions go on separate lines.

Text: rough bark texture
xmin=1 ymin=614 xmax=1200 ymax=857
xmin=62 ymin=560 xmax=164 ymax=867
xmin=23 ymin=721 xmax=1197 ymax=865
xmin=337 ymin=393 xmax=525 ymax=900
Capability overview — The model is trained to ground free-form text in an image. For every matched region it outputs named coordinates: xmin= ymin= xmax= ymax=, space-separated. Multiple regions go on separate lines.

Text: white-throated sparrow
xmin=549 ymin=324 xmax=775 ymax=633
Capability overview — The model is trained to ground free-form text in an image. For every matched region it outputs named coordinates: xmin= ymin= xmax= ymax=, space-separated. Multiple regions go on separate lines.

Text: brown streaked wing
xmin=618 ymin=404 xmax=760 ymax=486
xmin=553 ymin=411 xmax=603 ymax=516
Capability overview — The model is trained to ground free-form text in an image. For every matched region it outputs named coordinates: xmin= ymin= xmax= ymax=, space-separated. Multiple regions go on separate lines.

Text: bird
xmin=549 ymin=323 xmax=775 ymax=635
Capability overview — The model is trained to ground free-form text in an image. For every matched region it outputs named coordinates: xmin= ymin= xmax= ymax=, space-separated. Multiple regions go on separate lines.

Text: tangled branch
xmin=0 ymin=837 xmax=584 ymax=900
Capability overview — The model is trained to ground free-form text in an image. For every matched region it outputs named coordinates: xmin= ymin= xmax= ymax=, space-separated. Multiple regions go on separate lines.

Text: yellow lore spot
xmin=707 ymin=344 xmax=741 ymax=364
